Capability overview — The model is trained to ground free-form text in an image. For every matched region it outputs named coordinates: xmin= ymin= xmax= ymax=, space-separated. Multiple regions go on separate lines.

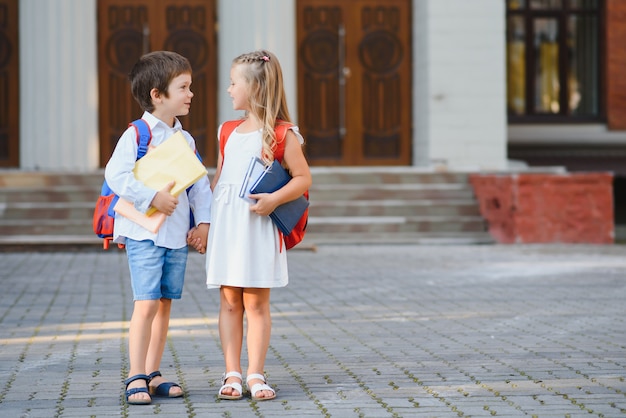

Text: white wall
xmin=19 ymin=0 xmax=99 ymax=171
xmin=217 ymin=0 xmax=298 ymax=125
xmin=413 ymin=0 xmax=507 ymax=170
xmin=413 ymin=0 xmax=430 ymax=167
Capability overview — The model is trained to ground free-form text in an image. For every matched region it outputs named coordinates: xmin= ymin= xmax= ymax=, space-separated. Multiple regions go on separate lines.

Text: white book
xmin=239 ymin=157 xmax=266 ymax=204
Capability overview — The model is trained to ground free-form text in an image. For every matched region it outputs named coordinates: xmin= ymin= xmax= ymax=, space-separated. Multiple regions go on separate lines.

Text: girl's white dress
xmin=205 ymin=125 xmax=303 ymax=289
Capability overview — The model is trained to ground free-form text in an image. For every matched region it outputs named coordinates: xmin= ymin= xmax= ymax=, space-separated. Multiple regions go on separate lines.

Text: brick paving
xmin=0 ymin=244 xmax=625 ymax=417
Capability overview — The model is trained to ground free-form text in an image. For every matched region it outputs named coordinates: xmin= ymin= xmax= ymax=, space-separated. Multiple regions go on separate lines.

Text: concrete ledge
xmin=470 ymin=172 xmax=614 ymax=244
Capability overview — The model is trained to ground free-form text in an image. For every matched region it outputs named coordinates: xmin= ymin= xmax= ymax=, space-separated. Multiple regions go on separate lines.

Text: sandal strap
xmin=152 ymin=381 xmax=182 ymax=397
xmin=222 ymin=371 xmax=243 ymax=383
xmin=219 ymin=381 xmax=243 ymax=394
xmin=249 ymin=382 xmax=274 ymax=395
xmin=246 ymin=373 xmax=276 ymax=398
xmin=246 ymin=373 xmax=266 ymax=384
xmin=219 ymin=371 xmax=243 ymax=398
xmin=126 ymin=387 xmax=150 ymax=397
xmin=124 ymin=374 xmax=150 ymax=387
xmin=147 ymin=371 xmax=162 ymax=381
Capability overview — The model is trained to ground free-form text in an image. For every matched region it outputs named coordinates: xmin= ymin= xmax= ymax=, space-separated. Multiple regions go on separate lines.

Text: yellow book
xmin=133 ymin=131 xmax=208 ymax=216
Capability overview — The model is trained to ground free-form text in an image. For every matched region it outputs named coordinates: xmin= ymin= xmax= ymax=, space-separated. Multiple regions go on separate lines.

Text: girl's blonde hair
xmin=232 ymin=50 xmax=293 ymax=164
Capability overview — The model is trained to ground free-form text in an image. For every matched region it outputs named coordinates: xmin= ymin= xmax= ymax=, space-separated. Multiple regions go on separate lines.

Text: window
xmin=506 ymin=0 xmax=603 ymax=121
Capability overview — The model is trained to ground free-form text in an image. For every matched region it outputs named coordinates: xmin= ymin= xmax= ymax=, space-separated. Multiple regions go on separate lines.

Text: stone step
xmin=307 ymin=166 xmax=471 ymax=184
xmin=0 ymin=169 xmax=494 ymax=246
xmin=0 ymin=214 xmax=486 ymax=234
xmin=0 ymin=199 xmax=482 ymax=219
xmin=309 ymin=183 xmax=475 ymax=200
xmin=308 ymin=215 xmax=487 ymax=233
xmin=0 ymin=218 xmax=93 ymax=236
xmin=0 ymin=186 xmax=99 ymax=203
xmin=0 ymin=171 xmax=104 ymax=187
xmin=0 ymin=182 xmax=474 ymax=202
xmin=310 ymin=199 xmax=481 ymax=217
xmin=300 ymin=231 xmax=495 ymax=246
xmin=0 ymin=168 xmax=471 ymax=186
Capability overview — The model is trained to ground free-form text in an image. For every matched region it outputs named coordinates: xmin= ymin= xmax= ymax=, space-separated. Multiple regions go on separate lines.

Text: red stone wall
xmin=470 ymin=173 xmax=614 ymax=244
xmin=606 ymin=0 xmax=626 ymax=130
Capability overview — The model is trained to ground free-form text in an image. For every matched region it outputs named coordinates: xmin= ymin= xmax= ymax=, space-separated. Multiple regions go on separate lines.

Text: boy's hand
xmin=187 ymin=223 xmax=209 ymax=254
xmin=150 ymin=181 xmax=178 ymax=215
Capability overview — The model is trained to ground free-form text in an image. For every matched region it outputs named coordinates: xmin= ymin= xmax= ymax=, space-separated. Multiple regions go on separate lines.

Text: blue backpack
xmin=92 ymin=119 xmax=152 ymax=249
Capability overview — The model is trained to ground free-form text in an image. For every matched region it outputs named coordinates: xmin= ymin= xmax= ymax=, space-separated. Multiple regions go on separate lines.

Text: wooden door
xmin=97 ymin=0 xmax=217 ymax=166
xmin=0 ymin=0 xmax=19 ymax=167
xmin=297 ymin=0 xmax=412 ymax=166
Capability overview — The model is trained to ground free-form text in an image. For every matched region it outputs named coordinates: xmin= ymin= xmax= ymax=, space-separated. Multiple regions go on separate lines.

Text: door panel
xmin=297 ymin=0 xmax=411 ymax=166
xmin=98 ymin=0 xmax=217 ymax=166
xmin=0 ymin=0 xmax=19 ymax=167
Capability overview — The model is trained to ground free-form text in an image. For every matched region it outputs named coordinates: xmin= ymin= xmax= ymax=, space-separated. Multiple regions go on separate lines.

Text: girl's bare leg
xmin=243 ymin=288 xmax=274 ymax=398
xmin=219 ymin=286 xmax=245 ymax=397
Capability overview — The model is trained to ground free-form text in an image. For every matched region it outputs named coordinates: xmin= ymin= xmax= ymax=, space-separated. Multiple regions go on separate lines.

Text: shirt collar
xmin=141 ymin=111 xmax=183 ymax=132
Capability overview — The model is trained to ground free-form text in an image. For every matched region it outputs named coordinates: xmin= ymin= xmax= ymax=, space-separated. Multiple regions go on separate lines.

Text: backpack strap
xmin=106 ymin=118 xmax=152 ymax=217
xmin=273 ymin=120 xmax=293 ymax=163
xmin=219 ymin=120 xmax=245 ymax=163
xmin=219 ymin=119 xmax=293 ymax=163
xmin=129 ymin=119 xmax=152 ymax=160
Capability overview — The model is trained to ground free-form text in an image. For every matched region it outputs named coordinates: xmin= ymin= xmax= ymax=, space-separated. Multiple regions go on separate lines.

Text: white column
xmin=413 ymin=0 xmax=507 ymax=170
xmin=217 ymin=0 xmax=298 ymax=124
xmin=19 ymin=0 xmax=98 ymax=171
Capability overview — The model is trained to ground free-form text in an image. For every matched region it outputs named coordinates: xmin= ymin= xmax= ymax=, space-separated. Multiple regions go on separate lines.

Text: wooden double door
xmin=0 ymin=0 xmax=18 ymax=167
xmin=99 ymin=0 xmax=412 ymax=167
xmin=97 ymin=0 xmax=218 ymax=166
xmin=296 ymin=0 xmax=412 ymax=165
xmin=4 ymin=0 xmax=410 ymax=168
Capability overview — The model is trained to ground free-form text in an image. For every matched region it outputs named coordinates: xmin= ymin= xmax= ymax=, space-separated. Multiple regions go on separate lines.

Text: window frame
xmin=506 ymin=0 xmax=605 ymax=124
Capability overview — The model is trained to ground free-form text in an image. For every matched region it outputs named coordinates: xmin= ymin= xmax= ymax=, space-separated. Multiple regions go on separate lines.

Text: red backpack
xmin=219 ymin=119 xmax=309 ymax=250
xmin=93 ymin=119 xmax=152 ymax=249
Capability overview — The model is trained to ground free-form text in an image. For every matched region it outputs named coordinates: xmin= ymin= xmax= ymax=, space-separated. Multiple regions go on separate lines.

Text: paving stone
xmin=0 ymin=244 xmax=625 ymax=417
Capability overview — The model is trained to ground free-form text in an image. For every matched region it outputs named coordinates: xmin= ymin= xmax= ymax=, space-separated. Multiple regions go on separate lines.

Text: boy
xmin=105 ymin=51 xmax=211 ymax=405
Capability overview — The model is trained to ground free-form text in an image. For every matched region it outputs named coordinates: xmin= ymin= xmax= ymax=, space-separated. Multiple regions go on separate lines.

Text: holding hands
xmin=187 ymin=223 xmax=209 ymax=254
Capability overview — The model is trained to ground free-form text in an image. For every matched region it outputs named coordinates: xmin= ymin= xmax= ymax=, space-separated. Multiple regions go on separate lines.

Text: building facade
xmin=1 ymin=0 xmax=624 ymax=177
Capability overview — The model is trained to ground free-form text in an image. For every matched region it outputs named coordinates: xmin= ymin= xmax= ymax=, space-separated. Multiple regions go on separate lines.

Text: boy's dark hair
xmin=129 ymin=51 xmax=192 ymax=112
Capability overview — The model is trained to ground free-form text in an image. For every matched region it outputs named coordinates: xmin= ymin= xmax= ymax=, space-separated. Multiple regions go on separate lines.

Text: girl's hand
xmin=248 ymin=129 xmax=312 ymax=217
xmin=248 ymin=193 xmax=279 ymax=216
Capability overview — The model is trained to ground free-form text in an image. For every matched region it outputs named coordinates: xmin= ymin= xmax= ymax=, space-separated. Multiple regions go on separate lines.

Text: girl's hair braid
xmin=232 ymin=50 xmax=292 ymax=164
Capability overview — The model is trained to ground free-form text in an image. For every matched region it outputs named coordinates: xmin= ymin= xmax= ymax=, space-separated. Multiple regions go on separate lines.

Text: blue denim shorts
xmin=125 ymin=239 xmax=188 ymax=301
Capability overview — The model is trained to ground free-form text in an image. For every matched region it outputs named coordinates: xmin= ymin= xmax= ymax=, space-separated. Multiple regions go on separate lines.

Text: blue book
xmin=250 ymin=159 xmax=309 ymax=235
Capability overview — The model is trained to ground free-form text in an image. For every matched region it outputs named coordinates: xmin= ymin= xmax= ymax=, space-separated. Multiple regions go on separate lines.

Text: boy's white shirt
xmin=104 ymin=111 xmax=212 ymax=249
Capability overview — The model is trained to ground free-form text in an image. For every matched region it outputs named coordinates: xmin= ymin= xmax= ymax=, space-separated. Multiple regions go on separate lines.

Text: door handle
xmin=338 ymin=24 xmax=347 ymax=138
xmin=142 ymin=22 xmax=150 ymax=55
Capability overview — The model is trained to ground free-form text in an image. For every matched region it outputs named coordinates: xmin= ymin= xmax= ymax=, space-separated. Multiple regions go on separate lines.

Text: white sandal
xmin=218 ymin=371 xmax=243 ymax=400
xmin=246 ymin=373 xmax=276 ymax=401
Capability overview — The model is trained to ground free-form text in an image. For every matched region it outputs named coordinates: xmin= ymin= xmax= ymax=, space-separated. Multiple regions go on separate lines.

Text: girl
xmin=198 ymin=50 xmax=311 ymax=400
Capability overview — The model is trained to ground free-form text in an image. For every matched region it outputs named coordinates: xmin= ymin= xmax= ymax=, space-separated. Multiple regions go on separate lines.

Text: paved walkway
xmin=0 ymin=244 xmax=625 ymax=418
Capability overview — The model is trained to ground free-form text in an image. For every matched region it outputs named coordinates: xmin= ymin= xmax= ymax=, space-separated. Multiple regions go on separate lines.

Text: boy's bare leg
xmin=145 ymin=298 xmax=183 ymax=396
xmin=127 ymin=299 xmax=160 ymax=402
xmin=219 ymin=286 xmax=244 ymax=397
xmin=244 ymin=288 xmax=274 ymax=399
